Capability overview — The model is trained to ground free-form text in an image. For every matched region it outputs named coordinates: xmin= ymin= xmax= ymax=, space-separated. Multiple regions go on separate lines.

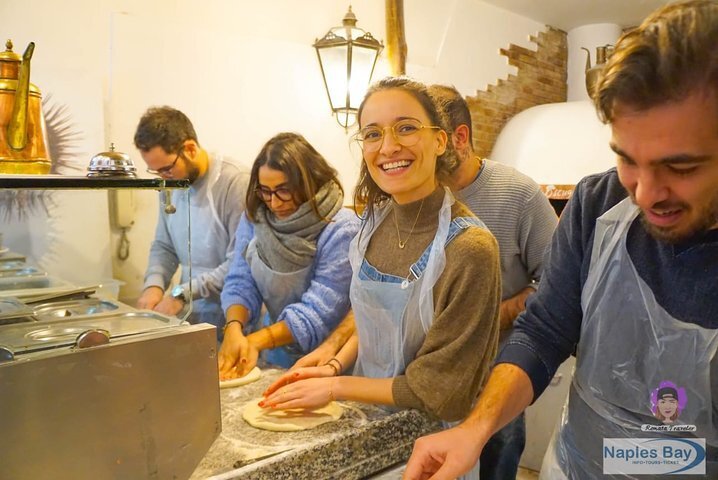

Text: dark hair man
xmin=135 ymin=106 xmax=249 ymax=337
xmin=405 ymin=1 xmax=718 ymax=478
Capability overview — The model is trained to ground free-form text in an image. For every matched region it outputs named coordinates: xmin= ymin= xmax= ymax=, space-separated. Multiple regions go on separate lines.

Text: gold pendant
xmin=398 ymin=241 xmax=406 ymax=249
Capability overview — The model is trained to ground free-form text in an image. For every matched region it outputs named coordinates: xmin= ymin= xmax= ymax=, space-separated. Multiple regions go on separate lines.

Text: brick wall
xmin=467 ymin=27 xmax=568 ymax=158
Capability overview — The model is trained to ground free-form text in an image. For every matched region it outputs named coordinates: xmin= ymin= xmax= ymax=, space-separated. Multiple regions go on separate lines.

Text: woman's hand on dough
xmin=218 ymin=327 xmax=256 ymax=380
xmin=259 ymin=377 xmax=337 ymax=410
xmin=263 ymin=365 xmax=336 ymax=397
xmin=292 ymin=342 xmax=338 ymax=369
xmin=239 ymin=337 xmax=260 ymax=377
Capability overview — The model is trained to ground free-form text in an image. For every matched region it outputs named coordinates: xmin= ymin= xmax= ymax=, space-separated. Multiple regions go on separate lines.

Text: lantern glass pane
xmin=348 ymin=45 xmax=378 ymax=110
xmin=317 ymin=46 xmax=349 ymax=110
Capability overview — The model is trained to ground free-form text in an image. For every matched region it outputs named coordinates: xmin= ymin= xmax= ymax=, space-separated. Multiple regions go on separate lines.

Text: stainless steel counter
xmin=192 ymin=369 xmax=442 ymax=480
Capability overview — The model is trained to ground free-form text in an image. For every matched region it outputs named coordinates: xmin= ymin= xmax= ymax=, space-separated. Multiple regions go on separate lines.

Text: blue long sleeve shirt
xmin=221 ymin=208 xmax=360 ymax=352
xmin=144 ymin=156 xmax=249 ymax=302
xmin=497 ymin=168 xmax=718 ymax=401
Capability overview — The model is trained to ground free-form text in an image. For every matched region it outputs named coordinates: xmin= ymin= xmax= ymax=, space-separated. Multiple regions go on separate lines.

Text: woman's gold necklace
xmin=392 ymin=198 xmax=425 ymax=249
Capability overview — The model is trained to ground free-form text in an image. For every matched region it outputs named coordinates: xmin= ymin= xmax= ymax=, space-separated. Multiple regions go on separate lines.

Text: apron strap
xmin=408 ymin=216 xmax=486 ymax=280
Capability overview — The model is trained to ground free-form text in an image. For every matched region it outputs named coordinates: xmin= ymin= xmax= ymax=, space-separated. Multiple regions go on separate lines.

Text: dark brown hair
xmin=245 ymin=132 xmax=342 ymax=222
xmin=596 ymin=0 xmax=718 ymax=122
xmin=133 ymin=106 xmax=199 ymax=153
xmin=428 ymin=84 xmax=474 ymax=146
xmin=353 ymin=76 xmax=456 ymax=222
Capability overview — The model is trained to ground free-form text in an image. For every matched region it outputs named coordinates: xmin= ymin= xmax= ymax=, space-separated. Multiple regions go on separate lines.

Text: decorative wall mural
xmin=0 ymin=95 xmax=83 ymax=221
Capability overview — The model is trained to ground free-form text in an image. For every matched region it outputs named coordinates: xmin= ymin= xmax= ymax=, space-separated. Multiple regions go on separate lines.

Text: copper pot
xmin=0 ymin=40 xmax=51 ymax=174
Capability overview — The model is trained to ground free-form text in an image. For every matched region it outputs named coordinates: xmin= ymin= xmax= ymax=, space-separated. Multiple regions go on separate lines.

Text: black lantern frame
xmin=313 ymin=6 xmax=383 ymax=129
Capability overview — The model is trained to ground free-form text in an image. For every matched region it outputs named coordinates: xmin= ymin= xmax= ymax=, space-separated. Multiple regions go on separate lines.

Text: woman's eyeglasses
xmin=255 ymin=186 xmax=294 ymax=202
xmin=146 ymin=149 xmax=183 ymax=176
xmin=355 ymin=119 xmax=441 ymax=153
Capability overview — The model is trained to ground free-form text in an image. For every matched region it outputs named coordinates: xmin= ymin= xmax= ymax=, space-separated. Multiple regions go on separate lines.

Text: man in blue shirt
xmin=135 ymin=106 xmax=248 ymax=337
xmin=404 ymin=1 xmax=718 ymax=478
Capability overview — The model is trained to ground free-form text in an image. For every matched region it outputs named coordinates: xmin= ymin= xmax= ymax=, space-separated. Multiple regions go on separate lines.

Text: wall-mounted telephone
xmin=109 ymin=190 xmax=135 ymax=229
xmin=108 ymin=190 xmax=135 ymax=260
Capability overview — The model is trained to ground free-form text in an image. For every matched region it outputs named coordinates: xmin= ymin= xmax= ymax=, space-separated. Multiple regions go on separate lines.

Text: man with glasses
xmin=134 ymin=106 xmax=249 ymax=338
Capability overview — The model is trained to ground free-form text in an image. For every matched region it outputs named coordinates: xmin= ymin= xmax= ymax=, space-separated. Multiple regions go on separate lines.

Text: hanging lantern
xmin=313 ymin=6 xmax=383 ymax=129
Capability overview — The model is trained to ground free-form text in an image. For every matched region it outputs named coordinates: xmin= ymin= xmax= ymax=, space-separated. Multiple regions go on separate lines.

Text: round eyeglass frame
xmin=355 ymin=119 xmax=441 ymax=153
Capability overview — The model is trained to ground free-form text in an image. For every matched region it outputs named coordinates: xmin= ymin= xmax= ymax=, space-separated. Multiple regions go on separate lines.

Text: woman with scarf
xmin=262 ymin=78 xmax=500 ymax=477
xmin=218 ymin=132 xmax=360 ymax=379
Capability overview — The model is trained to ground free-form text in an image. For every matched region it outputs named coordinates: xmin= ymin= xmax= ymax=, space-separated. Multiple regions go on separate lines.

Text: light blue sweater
xmin=221 ymin=208 xmax=360 ymax=352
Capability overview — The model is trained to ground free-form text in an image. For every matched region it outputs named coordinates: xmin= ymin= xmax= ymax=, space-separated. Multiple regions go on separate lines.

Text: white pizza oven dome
xmin=491 ymin=100 xmax=615 ymax=196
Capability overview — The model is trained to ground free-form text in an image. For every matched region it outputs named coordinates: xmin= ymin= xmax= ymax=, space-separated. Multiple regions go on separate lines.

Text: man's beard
xmin=638 ymin=191 xmax=718 ymax=244
xmin=185 ymin=161 xmax=200 ymax=184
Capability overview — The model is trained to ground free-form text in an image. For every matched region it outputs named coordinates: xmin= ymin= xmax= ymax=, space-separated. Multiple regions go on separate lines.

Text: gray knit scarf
xmin=253 ymin=181 xmax=343 ymax=273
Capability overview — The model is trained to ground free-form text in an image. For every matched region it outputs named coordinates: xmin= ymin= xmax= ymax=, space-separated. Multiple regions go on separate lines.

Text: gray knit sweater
xmin=455 ymin=159 xmax=557 ymax=301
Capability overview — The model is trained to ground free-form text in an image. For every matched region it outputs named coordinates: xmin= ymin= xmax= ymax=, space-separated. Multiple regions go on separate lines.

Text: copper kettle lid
xmin=0 ymin=40 xmax=21 ymax=63
xmin=0 ymin=39 xmax=40 ymax=94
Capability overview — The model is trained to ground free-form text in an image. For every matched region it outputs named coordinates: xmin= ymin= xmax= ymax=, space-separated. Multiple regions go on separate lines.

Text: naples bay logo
xmin=603 ymin=438 xmax=706 ymax=475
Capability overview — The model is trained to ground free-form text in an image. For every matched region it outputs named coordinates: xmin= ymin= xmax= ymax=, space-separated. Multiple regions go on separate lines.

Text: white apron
xmin=540 ymin=198 xmax=718 ymax=479
xmin=349 ymin=188 xmax=485 ymax=480
xmin=169 ymin=158 xmax=228 ymax=332
xmin=245 ymin=237 xmax=313 ymax=368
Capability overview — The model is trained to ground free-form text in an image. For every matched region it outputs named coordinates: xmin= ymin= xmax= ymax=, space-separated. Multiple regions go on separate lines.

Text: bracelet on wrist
xmin=223 ymin=319 xmax=244 ymax=334
xmin=324 ymin=362 xmax=339 ymax=376
xmin=328 ymin=357 xmax=344 ymax=373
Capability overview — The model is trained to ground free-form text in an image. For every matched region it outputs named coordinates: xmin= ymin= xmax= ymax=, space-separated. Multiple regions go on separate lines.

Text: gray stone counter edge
xmin=221 ymin=409 xmax=442 ymax=480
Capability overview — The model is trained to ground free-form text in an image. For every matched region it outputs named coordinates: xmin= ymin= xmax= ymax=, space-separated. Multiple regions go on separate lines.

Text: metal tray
xmin=0 ymin=267 xmax=43 ymax=278
xmin=0 ymin=298 xmax=35 ymax=325
xmin=0 ymin=277 xmax=76 ymax=299
xmin=32 ymin=297 xmax=128 ymax=321
xmin=0 ymin=274 xmax=50 ymax=291
xmin=0 ymin=251 xmax=26 ymax=263
xmin=0 ymin=260 xmax=29 ymax=272
xmin=0 ymin=310 xmax=186 ymax=354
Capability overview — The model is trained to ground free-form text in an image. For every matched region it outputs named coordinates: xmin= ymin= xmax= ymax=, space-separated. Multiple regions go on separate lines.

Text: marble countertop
xmin=191 ymin=368 xmax=442 ymax=480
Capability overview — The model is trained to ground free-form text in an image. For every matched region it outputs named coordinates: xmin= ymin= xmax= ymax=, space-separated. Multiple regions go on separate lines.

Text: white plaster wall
xmin=1 ymin=0 xmax=545 ymax=299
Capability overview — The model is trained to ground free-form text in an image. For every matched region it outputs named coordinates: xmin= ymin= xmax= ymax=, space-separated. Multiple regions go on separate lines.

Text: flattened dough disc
xmin=242 ymin=399 xmax=343 ymax=431
xmin=219 ymin=366 xmax=262 ymax=389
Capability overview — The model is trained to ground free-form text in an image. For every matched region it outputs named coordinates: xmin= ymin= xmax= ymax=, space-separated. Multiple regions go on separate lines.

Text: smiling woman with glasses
xmin=218 ymin=132 xmax=360 ymax=381
xmin=262 ymin=79 xmax=500 ymax=480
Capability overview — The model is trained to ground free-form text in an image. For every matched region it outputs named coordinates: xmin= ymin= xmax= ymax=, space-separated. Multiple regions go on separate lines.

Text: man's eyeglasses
xmin=255 ymin=186 xmax=294 ymax=202
xmin=146 ymin=149 xmax=183 ymax=176
xmin=355 ymin=119 xmax=441 ymax=153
